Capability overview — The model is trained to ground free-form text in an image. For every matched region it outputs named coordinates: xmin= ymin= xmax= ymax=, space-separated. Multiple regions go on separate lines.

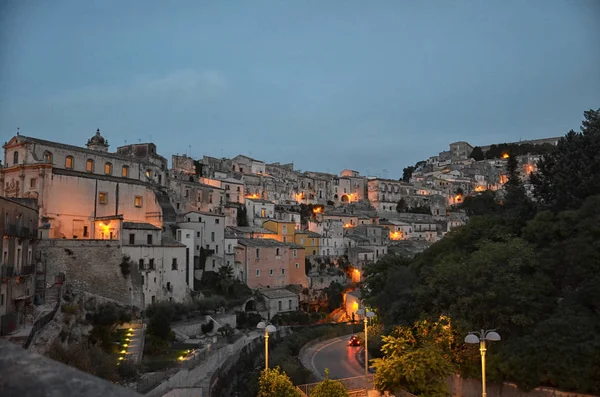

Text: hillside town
xmin=0 ymin=129 xmax=560 ymax=336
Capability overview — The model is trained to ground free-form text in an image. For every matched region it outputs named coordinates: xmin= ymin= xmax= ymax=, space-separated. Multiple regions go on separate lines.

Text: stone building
xmin=1 ymin=131 xmax=169 ymax=239
xmin=177 ymin=211 xmax=226 ymax=275
xmin=367 ymin=178 xmax=414 ymax=213
xmin=0 ymin=197 xmax=39 ymax=335
xmin=121 ymin=222 xmax=189 ymax=306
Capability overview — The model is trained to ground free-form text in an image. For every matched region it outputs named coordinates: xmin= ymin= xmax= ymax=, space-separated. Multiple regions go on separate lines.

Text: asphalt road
xmin=309 ymin=336 xmax=365 ymax=380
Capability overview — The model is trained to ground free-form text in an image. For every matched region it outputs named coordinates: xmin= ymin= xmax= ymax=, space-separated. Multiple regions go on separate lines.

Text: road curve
xmin=306 ymin=336 xmax=365 ymax=380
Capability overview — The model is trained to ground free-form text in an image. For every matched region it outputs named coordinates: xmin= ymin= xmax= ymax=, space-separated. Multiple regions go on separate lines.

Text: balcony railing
xmin=1 ymin=265 xmax=14 ymax=277
xmin=3 ymin=223 xmax=38 ymax=239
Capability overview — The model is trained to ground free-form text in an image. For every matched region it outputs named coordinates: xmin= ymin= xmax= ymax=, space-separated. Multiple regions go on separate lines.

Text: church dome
xmin=86 ymin=129 xmax=109 ymax=151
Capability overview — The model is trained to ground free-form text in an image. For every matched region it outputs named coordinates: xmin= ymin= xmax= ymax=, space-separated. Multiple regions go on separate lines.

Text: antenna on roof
xmin=16 ymin=127 xmax=20 ymax=136
xmin=189 ymin=145 xmax=192 ymax=157
xmin=125 ymin=139 xmax=128 ymax=145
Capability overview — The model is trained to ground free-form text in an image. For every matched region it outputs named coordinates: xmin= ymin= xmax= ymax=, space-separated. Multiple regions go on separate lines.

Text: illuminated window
xmin=98 ymin=192 xmax=107 ymax=204
xmin=65 ymin=156 xmax=74 ymax=169
xmin=44 ymin=151 xmax=53 ymax=163
xmin=145 ymin=169 xmax=152 ymax=178
xmin=86 ymin=159 xmax=94 ymax=172
xmin=134 ymin=196 xmax=143 ymax=207
xmin=104 ymin=162 xmax=112 ymax=175
xmin=122 ymin=165 xmax=129 ymax=177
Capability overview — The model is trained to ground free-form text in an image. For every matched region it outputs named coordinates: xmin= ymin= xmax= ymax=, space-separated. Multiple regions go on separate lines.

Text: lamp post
xmin=356 ymin=308 xmax=375 ymax=396
xmin=464 ymin=329 xmax=501 ymax=397
xmin=257 ymin=321 xmax=277 ymax=370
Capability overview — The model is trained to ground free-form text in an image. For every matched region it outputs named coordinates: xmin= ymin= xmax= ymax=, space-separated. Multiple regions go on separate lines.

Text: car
xmin=348 ymin=335 xmax=361 ymax=346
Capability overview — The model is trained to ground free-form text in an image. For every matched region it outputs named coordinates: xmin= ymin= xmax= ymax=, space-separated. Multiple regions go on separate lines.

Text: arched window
xmin=86 ymin=159 xmax=94 ymax=172
xmin=121 ymin=165 xmax=129 ymax=177
xmin=65 ymin=156 xmax=74 ymax=169
xmin=104 ymin=162 xmax=112 ymax=175
xmin=44 ymin=151 xmax=53 ymax=163
xmin=13 ymin=151 xmax=19 ymax=165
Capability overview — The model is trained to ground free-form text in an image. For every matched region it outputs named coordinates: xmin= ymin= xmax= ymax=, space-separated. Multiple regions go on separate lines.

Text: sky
xmin=1 ymin=1 xmax=599 ymax=179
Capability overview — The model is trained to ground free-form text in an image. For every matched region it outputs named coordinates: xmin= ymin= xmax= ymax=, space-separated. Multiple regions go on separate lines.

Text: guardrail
xmin=23 ymin=285 xmax=62 ymax=349
xmin=296 ymin=374 xmax=374 ymax=396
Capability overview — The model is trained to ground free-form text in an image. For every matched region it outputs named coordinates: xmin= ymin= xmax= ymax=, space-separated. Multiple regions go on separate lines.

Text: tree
xmin=396 ymin=198 xmax=407 ymax=213
xmin=459 ymin=191 xmax=502 ymax=216
xmin=309 ymin=369 xmax=348 ymax=397
xmin=147 ymin=303 xmax=173 ymax=341
xmin=237 ymin=206 xmax=249 ymax=226
xmin=258 ymin=367 xmax=303 ymax=397
xmin=372 ymin=317 xmax=456 ymax=397
xmin=469 ymin=146 xmax=485 ymax=161
xmin=455 ymin=187 xmax=464 ymax=196
xmin=402 ymin=166 xmax=415 ymax=182
xmin=531 ymin=109 xmax=600 ymax=211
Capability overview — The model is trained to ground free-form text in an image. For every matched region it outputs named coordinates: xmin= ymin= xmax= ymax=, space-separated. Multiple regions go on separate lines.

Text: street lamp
xmin=257 ymin=321 xmax=277 ymax=370
xmin=465 ymin=329 xmax=501 ymax=397
xmin=356 ymin=308 xmax=375 ymax=396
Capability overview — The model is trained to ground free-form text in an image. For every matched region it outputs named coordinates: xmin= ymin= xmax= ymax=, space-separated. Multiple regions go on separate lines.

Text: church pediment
xmin=3 ymin=136 xmax=26 ymax=149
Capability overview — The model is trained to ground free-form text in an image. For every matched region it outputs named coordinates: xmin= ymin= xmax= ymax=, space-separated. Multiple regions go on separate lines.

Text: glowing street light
xmin=465 ymin=329 xmax=501 ymax=397
xmin=356 ymin=308 xmax=375 ymax=396
xmin=257 ymin=321 xmax=277 ymax=370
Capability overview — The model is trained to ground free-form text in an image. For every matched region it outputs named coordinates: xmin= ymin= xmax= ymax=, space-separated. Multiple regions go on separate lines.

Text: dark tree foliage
xmin=237 ymin=206 xmax=249 ymax=226
xmin=469 ymin=146 xmax=485 ymax=161
xmin=402 ymin=166 xmax=416 ymax=182
xmin=459 ymin=191 xmax=502 ymax=216
xmin=530 ymin=109 xmax=600 ymax=211
xmin=361 ymin=111 xmax=600 ymax=394
xmin=396 ymin=198 xmax=407 ymax=213
xmin=484 ymin=142 xmax=556 ymax=160
xmin=323 ymin=281 xmax=345 ymax=311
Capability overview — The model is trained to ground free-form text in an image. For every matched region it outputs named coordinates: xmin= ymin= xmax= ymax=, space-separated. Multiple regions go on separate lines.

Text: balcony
xmin=1 ymin=265 xmax=14 ymax=278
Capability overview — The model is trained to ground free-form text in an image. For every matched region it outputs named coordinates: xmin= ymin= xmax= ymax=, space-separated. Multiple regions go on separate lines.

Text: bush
xmin=236 ymin=311 xmax=263 ymax=329
xmin=219 ymin=323 xmax=235 ymax=342
xmin=147 ymin=305 xmax=173 ymax=341
xmin=61 ymin=304 xmax=78 ymax=315
xmin=144 ymin=334 xmax=170 ymax=356
xmin=201 ymin=319 xmax=215 ymax=334
xmin=196 ymin=295 xmax=227 ymax=314
xmin=47 ymin=341 xmax=119 ymax=382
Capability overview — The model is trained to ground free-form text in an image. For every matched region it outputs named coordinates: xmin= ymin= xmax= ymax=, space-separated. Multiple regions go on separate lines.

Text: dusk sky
xmin=1 ymin=1 xmax=599 ymax=178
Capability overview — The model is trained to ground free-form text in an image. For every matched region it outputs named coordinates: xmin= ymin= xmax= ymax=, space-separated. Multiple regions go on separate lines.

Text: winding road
xmin=306 ymin=336 xmax=365 ymax=380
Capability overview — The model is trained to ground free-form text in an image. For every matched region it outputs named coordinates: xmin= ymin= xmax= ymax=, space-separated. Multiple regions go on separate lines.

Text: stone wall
xmin=39 ymin=239 xmax=143 ymax=308
xmin=447 ymin=375 xmax=597 ymax=397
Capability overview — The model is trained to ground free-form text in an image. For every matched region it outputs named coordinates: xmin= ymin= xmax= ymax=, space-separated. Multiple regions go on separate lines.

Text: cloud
xmin=45 ymin=68 xmax=227 ymax=105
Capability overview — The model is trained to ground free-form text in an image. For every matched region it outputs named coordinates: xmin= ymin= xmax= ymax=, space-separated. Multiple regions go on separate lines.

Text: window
xmin=300 ymin=237 xmax=304 ymax=244
xmin=172 ymin=258 xmax=178 ymax=270
xmin=98 ymin=192 xmax=107 ymax=204
xmin=139 ymin=259 xmax=144 ymax=270
xmin=278 ymin=301 xmax=282 ymax=311
xmin=129 ymin=233 xmax=135 ymax=245
xmin=276 ymin=248 xmax=280 ymax=256
xmin=269 ymin=269 xmax=274 ymax=276
xmin=215 ymin=218 xmax=220 ymax=224
xmin=185 ymin=189 xmax=189 ymax=198
xmin=281 ymin=268 xmax=285 ymax=275
xmin=65 ymin=156 xmax=74 ymax=169
xmin=147 ymin=234 xmax=153 ymax=245
xmin=295 ymin=263 xmax=299 ymax=269
xmin=104 ymin=162 xmax=112 ymax=175
xmin=134 ymin=196 xmax=143 ymax=207
xmin=146 ymin=259 xmax=154 ymax=270
xmin=30 ymin=178 xmax=37 ymax=188
xmin=209 ymin=194 xmax=213 ymax=204
xmin=145 ymin=169 xmax=152 ymax=178
xmin=212 ymin=259 xmax=216 ymax=268
xmin=83 ymin=226 xmax=89 ymax=237
xmin=256 ymin=269 xmax=260 ymax=276
xmin=44 ymin=151 xmax=53 ymax=163
xmin=211 ymin=232 xmax=215 ymax=242
xmin=84 ymin=159 xmax=94 ymax=172
xmin=256 ymin=249 xmax=260 ymax=258
xmin=293 ymin=249 xmax=297 ymax=258
xmin=13 ymin=151 xmax=19 ymax=165
xmin=122 ymin=165 xmax=129 ymax=177
xmin=288 ymin=300 xmax=292 ymax=310
xmin=197 ymin=232 xmax=200 ymax=238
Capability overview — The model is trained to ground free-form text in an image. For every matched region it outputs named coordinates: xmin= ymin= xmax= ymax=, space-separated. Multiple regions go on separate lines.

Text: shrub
xmin=196 ymin=296 xmax=227 ymax=314
xmin=147 ymin=304 xmax=173 ymax=341
xmin=201 ymin=319 xmax=215 ymax=334
xmin=236 ymin=311 xmax=263 ymax=329
xmin=61 ymin=304 xmax=78 ymax=315
xmin=144 ymin=334 xmax=170 ymax=356
xmin=47 ymin=341 xmax=119 ymax=382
